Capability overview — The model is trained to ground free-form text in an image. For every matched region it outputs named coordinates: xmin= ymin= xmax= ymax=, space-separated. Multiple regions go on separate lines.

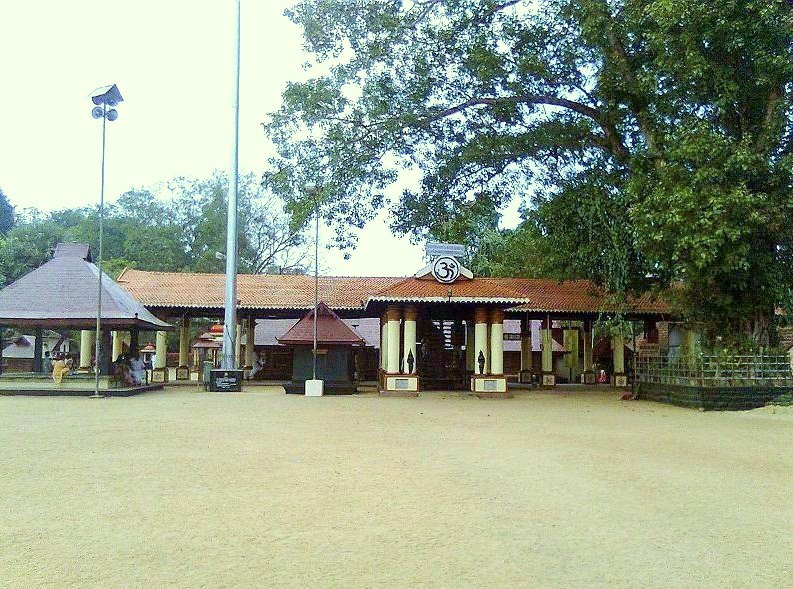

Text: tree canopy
xmin=264 ymin=0 xmax=792 ymax=344
xmin=0 ymin=173 xmax=310 ymax=288
xmin=0 ymin=187 xmax=14 ymax=235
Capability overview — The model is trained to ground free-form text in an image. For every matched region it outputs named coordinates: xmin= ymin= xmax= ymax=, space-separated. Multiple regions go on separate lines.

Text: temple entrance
xmin=417 ymin=313 xmax=468 ymax=391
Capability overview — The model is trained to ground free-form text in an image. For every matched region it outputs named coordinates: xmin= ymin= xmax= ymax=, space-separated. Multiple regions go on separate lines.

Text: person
xmin=597 ymin=369 xmax=608 ymax=384
xmin=42 ymin=351 xmax=53 ymax=374
xmin=51 ymin=355 xmax=71 ymax=384
xmin=129 ymin=354 xmax=146 ymax=386
xmin=251 ymin=351 xmax=266 ymax=380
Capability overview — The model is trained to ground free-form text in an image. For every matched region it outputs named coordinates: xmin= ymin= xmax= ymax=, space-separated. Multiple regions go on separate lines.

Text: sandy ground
xmin=1 ymin=388 xmax=791 ymax=589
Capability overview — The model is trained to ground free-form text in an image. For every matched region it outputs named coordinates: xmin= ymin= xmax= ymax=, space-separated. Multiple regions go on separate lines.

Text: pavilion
xmin=0 ymin=243 xmax=172 ymax=393
xmin=117 ymin=258 xmax=669 ymax=396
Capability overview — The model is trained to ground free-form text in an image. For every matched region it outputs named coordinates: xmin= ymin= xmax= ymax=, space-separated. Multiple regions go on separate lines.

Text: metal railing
xmin=636 ymin=352 xmax=793 ymax=387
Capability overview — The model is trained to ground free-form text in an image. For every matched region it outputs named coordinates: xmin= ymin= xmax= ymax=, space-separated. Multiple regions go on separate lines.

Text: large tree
xmin=0 ymin=173 xmax=310 ymax=287
xmin=264 ymin=0 xmax=792 ymax=344
xmin=0 ymin=187 xmax=15 ymax=234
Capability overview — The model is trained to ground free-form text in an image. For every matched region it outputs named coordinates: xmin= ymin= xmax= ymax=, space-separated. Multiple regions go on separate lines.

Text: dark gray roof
xmin=0 ymin=244 xmax=172 ymax=330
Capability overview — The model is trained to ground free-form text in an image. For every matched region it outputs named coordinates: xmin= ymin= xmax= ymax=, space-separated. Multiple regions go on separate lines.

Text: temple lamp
xmin=89 ymin=84 xmax=123 ymax=398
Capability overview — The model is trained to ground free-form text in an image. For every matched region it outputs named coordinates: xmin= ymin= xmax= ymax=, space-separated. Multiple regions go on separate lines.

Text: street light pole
xmin=88 ymin=84 xmax=122 ymax=398
xmin=313 ymin=195 xmax=319 ymax=381
xmin=222 ymin=0 xmax=241 ymax=371
xmin=92 ymin=101 xmax=107 ymax=399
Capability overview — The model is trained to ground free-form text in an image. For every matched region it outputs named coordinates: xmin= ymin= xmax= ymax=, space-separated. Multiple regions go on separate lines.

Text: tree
xmin=0 ymin=188 xmax=15 ymax=234
xmin=0 ymin=172 xmax=310 ymax=288
xmin=264 ymin=0 xmax=793 ymax=345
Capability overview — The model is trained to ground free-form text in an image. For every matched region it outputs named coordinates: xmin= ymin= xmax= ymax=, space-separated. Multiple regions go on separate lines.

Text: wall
xmin=637 ymin=382 xmax=792 ymax=410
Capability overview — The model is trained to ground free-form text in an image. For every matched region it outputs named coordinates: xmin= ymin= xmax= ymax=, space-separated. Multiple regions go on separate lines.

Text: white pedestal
xmin=305 ymin=379 xmax=324 ymax=397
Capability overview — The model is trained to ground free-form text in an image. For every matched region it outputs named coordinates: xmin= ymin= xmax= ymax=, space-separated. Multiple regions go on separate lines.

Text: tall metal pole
xmin=222 ymin=0 xmax=241 ymax=370
xmin=91 ymin=101 xmax=107 ymax=398
xmin=313 ymin=197 xmax=319 ymax=380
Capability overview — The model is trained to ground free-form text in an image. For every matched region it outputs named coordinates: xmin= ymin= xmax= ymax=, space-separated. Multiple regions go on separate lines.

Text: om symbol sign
xmin=431 ymin=256 xmax=460 ymax=284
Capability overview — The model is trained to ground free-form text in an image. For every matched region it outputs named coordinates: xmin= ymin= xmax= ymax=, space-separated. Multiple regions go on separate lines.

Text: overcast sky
xmin=0 ymin=0 xmax=439 ymax=276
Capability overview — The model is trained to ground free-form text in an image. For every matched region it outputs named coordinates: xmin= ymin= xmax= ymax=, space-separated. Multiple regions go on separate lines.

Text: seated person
xmin=51 ymin=355 xmax=72 ymax=384
xmin=128 ymin=355 xmax=146 ymax=385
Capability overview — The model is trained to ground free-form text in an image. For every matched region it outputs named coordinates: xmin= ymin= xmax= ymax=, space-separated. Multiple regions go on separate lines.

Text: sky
xmin=0 ymin=1 xmax=517 ymax=276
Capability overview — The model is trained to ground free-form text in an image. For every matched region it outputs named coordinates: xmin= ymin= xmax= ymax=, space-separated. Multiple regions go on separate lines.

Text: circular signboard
xmin=431 ymin=256 xmax=461 ymax=284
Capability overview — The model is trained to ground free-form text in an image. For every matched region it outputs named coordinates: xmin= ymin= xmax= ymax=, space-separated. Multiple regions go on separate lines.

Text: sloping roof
xmin=256 ymin=317 xmax=380 ymax=348
xmin=277 ymin=302 xmax=365 ymax=346
xmin=54 ymin=243 xmax=91 ymax=261
xmin=115 ymin=269 xmax=669 ymax=316
xmin=366 ymin=277 xmax=531 ymax=305
xmin=0 ymin=244 xmax=172 ymax=330
xmin=116 ymin=269 xmax=403 ymax=311
xmin=499 ymin=278 xmax=669 ymax=315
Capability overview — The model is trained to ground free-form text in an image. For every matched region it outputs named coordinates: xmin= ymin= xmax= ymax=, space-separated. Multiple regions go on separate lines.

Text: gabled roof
xmin=277 ymin=302 xmax=365 ymax=346
xmin=366 ymin=277 xmax=531 ymax=306
xmin=0 ymin=244 xmax=172 ymax=330
xmin=116 ymin=269 xmax=403 ymax=311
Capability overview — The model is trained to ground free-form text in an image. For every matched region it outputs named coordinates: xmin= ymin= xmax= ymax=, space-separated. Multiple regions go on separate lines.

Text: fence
xmin=636 ymin=352 xmax=793 ymax=387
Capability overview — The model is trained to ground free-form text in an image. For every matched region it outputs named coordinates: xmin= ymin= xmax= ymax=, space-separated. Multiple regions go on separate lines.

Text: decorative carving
xmin=477 ymin=350 xmax=486 ymax=375
xmin=407 ymin=350 xmax=415 ymax=374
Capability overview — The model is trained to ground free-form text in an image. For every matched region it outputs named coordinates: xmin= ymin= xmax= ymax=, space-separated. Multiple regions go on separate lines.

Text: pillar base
xmin=541 ymin=372 xmax=556 ymax=388
xmin=518 ymin=369 xmax=534 ymax=384
xmin=151 ymin=367 xmax=169 ymax=383
xmin=380 ymin=373 xmax=419 ymax=396
xmin=612 ymin=373 xmax=628 ymax=388
xmin=470 ymin=375 xmax=511 ymax=397
xmin=175 ymin=366 xmax=190 ymax=381
xmin=581 ymin=370 xmax=596 ymax=385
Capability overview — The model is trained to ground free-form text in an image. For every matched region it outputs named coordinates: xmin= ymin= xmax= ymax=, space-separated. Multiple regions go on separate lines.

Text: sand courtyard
xmin=1 ymin=388 xmax=791 ymax=588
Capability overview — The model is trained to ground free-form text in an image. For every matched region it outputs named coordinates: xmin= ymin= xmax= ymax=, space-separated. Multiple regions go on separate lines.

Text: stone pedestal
xmin=581 ymin=370 xmax=596 ymax=385
xmin=613 ymin=373 xmax=628 ymax=388
xmin=380 ymin=373 xmax=419 ymax=397
xmin=542 ymin=372 xmax=556 ymax=387
xmin=175 ymin=366 xmax=190 ymax=381
xmin=151 ymin=367 xmax=169 ymax=383
xmin=470 ymin=374 xmax=511 ymax=398
xmin=305 ymin=379 xmax=324 ymax=397
xmin=518 ymin=369 xmax=533 ymax=384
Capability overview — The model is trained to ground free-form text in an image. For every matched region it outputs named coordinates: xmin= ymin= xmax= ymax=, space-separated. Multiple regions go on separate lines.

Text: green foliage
xmin=0 ymin=173 xmax=310 ymax=287
xmin=264 ymin=0 xmax=793 ymax=344
xmin=0 ymin=188 xmax=14 ymax=234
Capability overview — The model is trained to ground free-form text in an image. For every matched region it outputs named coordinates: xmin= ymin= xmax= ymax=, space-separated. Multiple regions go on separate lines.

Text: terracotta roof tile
xmin=117 ymin=269 xmax=403 ymax=311
xmin=116 ymin=270 xmax=668 ymax=316
xmin=367 ymin=277 xmax=530 ymax=304
xmin=277 ymin=302 xmax=364 ymax=345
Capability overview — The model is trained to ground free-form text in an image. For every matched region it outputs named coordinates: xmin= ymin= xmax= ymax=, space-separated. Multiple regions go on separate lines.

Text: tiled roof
xmin=256 ymin=318 xmax=380 ymax=348
xmin=116 ymin=269 xmax=403 ymax=310
xmin=116 ymin=269 xmax=668 ymax=316
xmin=0 ymin=248 xmax=172 ymax=330
xmin=498 ymin=278 xmax=669 ymax=315
xmin=277 ymin=302 xmax=365 ymax=345
xmin=366 ymin=276 xmax=531 ymax=305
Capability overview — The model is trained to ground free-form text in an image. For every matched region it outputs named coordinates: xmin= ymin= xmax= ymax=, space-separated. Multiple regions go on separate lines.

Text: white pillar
xmin=155 ymin=331 xmax=168 ymax=369
xmin=111 ymin=330 xmax=123 ymax=362
xmin=380 ymin=316 xmax=388 ymax=371
xmin=179 ymin=318 xmax=190 ymax=367
xmin=245 ymin=316 xmax=256 ymax=369
xmin=235 ymin=321 xmax=243 ymax=368
xmin=490 ymin=309 xmax=504 ymax=375
xmin=583 ymin=322 xmax=593 ymax=373
xmin=80 ymin=329 xmax=94 ymax=369
xmin=613 ymin=333 xmax=625 ymax=374
xmin=466 ymin=322 xmax=475 ymax=371
xmin=541 ymin=320 xmax=553 ymax=374
xmin=474 ymin=307 xmax=489 ymax=374
xmin=403 ymin=305 xmax=417 ymax=374
xmin=520 ymin=318 xmax=532 ymax=372
xmin=386 ymin=305 xmax=401 ymax=374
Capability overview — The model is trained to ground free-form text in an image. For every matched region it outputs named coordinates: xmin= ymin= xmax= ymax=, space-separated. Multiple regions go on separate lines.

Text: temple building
xmin=116 ymin=256 xmax=669 ymax=396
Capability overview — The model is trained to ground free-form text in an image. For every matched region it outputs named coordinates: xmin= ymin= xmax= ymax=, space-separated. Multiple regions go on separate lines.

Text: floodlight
xmin=90 ymin=84 xmax=124 ymax=106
